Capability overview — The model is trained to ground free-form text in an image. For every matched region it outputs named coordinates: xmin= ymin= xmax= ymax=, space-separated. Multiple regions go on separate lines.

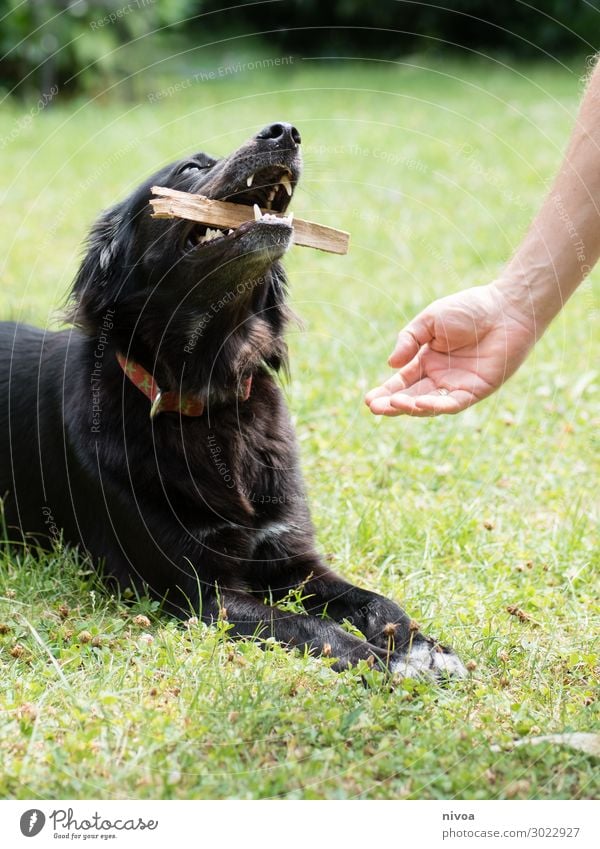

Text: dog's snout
xmin=255 ymin=122 xmax=301 ymax=149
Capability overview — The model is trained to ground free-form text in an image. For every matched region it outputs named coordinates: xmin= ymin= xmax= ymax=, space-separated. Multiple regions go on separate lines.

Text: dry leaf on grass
xmin=506 ymin=604 xmax=541 ymax=626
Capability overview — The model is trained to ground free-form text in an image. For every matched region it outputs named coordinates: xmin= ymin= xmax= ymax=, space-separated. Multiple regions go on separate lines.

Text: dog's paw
xmin=390 ymin=640 xmax=467 ymax=682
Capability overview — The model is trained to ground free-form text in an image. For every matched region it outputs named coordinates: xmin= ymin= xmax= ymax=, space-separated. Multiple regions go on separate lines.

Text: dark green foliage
xmin=193 ymin=0 xmax=600 ymax=58
xmin=0 ymin=0 xmax=193 ymax=96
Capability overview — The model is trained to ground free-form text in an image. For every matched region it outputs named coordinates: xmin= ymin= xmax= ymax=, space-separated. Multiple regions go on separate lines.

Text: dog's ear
xmin=67 ymin=204 xmax=130 ymax=332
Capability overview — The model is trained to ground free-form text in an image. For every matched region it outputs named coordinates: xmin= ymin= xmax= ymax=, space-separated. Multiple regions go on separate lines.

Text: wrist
xmin=490 ymin=275 xmax=559 ymax=339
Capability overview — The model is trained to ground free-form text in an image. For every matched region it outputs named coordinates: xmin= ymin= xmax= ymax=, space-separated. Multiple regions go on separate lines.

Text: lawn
xmin=0 ymin=57 xmax=598 ymax=800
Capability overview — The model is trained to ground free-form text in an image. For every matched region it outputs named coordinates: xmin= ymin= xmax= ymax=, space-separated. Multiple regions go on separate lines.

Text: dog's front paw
xmin=390 ymin=640 xmax=467 ymax=682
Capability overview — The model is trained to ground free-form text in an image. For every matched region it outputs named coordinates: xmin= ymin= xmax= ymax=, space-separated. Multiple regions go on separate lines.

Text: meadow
xmin=0 ymin=58 xmax=598 ymax=799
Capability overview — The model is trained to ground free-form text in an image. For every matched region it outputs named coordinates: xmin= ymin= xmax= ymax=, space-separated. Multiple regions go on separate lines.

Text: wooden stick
xmin=150 ymin=186 xmax=350 ymax=255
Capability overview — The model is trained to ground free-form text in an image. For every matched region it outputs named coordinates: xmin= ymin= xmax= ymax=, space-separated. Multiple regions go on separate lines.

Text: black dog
xmin=0 ymin=123 xmax=465 ymax=679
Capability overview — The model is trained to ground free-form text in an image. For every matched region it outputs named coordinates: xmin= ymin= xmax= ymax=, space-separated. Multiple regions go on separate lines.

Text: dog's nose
xmin=255 ymin=122 xmax=301 ymax=149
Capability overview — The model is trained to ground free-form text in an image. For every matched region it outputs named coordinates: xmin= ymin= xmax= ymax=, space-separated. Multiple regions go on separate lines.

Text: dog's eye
xmin=177 ymin=161 xmax=210 ymax=175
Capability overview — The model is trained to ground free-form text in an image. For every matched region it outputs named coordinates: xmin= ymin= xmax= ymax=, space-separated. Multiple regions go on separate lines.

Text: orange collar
xmin=116 ymin=353 xmax=252 ymax=418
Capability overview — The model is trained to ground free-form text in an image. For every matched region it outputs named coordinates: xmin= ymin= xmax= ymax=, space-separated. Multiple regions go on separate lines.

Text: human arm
xmin=366 ymin=59 xmax=600 ymax=417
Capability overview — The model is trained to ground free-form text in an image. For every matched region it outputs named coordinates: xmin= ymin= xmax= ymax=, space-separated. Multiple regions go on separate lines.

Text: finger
xmin=395 ymin=353 xmax=426 ymax=387
xmin=364 ymin=386 xmax=387 ymax=405
xmin=370 ymin=391 xmax=450 ymax=418
xmin=368 ymin=394 xmax=418 ymax=416
xmin=370 ymin=385 xmax=475 ymax=418
xmin=388 ymin=312 xmax=434 ymax=368
xmin=412 ymin=389 xmax=474 ymax=415
xmin=369 ymin=378 xmax=436 ymax=415
xmin=365 ymin=385 xmax=396 ymax=406
xmin=364 ymin=372 xmax=410 ymax=404
xmin=365 ymin=351 xmax=429 ymax=406
xmin=389 ymin=377 xmax=437 ymax=400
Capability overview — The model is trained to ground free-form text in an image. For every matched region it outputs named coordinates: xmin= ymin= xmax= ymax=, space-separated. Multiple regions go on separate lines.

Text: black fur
xmin=0 ymin=123 xmax=465 ymax=679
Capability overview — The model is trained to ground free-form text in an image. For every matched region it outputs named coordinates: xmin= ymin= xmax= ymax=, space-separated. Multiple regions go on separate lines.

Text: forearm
xmin=496 ymin=59 xmax=600 ymax=331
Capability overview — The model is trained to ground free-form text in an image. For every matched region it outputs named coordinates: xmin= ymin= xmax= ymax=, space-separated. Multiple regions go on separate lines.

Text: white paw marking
xmin=391 ymin=641 xmax=467 ymax=680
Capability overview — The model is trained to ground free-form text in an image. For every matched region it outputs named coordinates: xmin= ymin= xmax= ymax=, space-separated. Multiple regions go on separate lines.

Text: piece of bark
xmin=150 ymin=186 xmax=350 ymax=255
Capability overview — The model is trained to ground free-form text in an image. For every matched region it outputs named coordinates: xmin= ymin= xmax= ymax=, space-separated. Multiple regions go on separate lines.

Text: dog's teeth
xmin=200 ymin=228 xmax=222 ymax=243
xmin=253 ymin=203 xmax=262 ymax=221
xmin=280 ymin=175 xmax=292 ymax=196
xmin=246 ymin=174 xmax=254 ymax=187
xmin=257 ymin=211 xmax=294 ymax=226
xmin=268 ymin=188 xmax=277 ymax=201
xmin=228 ymin=229 xmax=234 ymax=234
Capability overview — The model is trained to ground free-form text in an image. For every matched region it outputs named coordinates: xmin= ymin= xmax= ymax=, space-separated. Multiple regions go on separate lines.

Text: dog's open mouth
xmin=183 ymin=164 xmax=296 ymax=251
xmin=230 ymin=164 xmax=294 ymax=210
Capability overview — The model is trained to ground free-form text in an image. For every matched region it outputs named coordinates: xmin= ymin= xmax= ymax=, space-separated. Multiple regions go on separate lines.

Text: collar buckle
xmin=149 ymin=389 xmax=164 ymax=419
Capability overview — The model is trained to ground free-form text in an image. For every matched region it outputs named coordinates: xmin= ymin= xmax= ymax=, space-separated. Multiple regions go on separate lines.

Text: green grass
xmin=1 ymin=58 xmax=598 ymax=800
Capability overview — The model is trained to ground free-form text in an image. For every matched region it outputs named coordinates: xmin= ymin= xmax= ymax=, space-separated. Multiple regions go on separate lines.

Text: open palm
xmin=365 ymin=283 xmax=538 ymax=417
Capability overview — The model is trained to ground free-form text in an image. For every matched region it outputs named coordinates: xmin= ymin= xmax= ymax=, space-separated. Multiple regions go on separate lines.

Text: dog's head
xmin=70 ymin=123 xmax=302 ymax=394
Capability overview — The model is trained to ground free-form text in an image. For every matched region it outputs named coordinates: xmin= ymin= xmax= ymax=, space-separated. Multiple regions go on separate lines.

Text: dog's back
xmin=0 ymin=322 xmax=77 ymax=545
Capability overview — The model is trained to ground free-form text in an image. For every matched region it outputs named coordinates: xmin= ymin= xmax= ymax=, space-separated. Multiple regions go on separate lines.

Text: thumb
xmin=388 ymin=311 xmax=435 ymax=368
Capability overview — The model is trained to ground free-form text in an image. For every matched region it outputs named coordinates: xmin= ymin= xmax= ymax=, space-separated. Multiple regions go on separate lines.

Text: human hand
xmin=365 ymin=282 xmax=539 ymax=417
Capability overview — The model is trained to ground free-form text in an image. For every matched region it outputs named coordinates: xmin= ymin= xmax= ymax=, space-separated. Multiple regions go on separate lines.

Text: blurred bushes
xmin=2 ymin=0 xmax=599 ymax=98
xmin=0 ymin=0 xmax=193 ymax=97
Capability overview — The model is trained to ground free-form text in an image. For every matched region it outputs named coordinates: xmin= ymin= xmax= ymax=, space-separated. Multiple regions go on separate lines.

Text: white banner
xmin=0 ymin=799 xmax=597 ymax=848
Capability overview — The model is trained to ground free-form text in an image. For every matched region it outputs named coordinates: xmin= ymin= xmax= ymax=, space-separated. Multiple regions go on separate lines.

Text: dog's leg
xmin=247 ymin=515 xmax=466 ymax=680
xmin=200 ymin=587 xmax=397 ymax=672
xmin=250 ymin=538 xmax=465 ymax=680
xmin=300 ymin=574 xmax=467 ymax=680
